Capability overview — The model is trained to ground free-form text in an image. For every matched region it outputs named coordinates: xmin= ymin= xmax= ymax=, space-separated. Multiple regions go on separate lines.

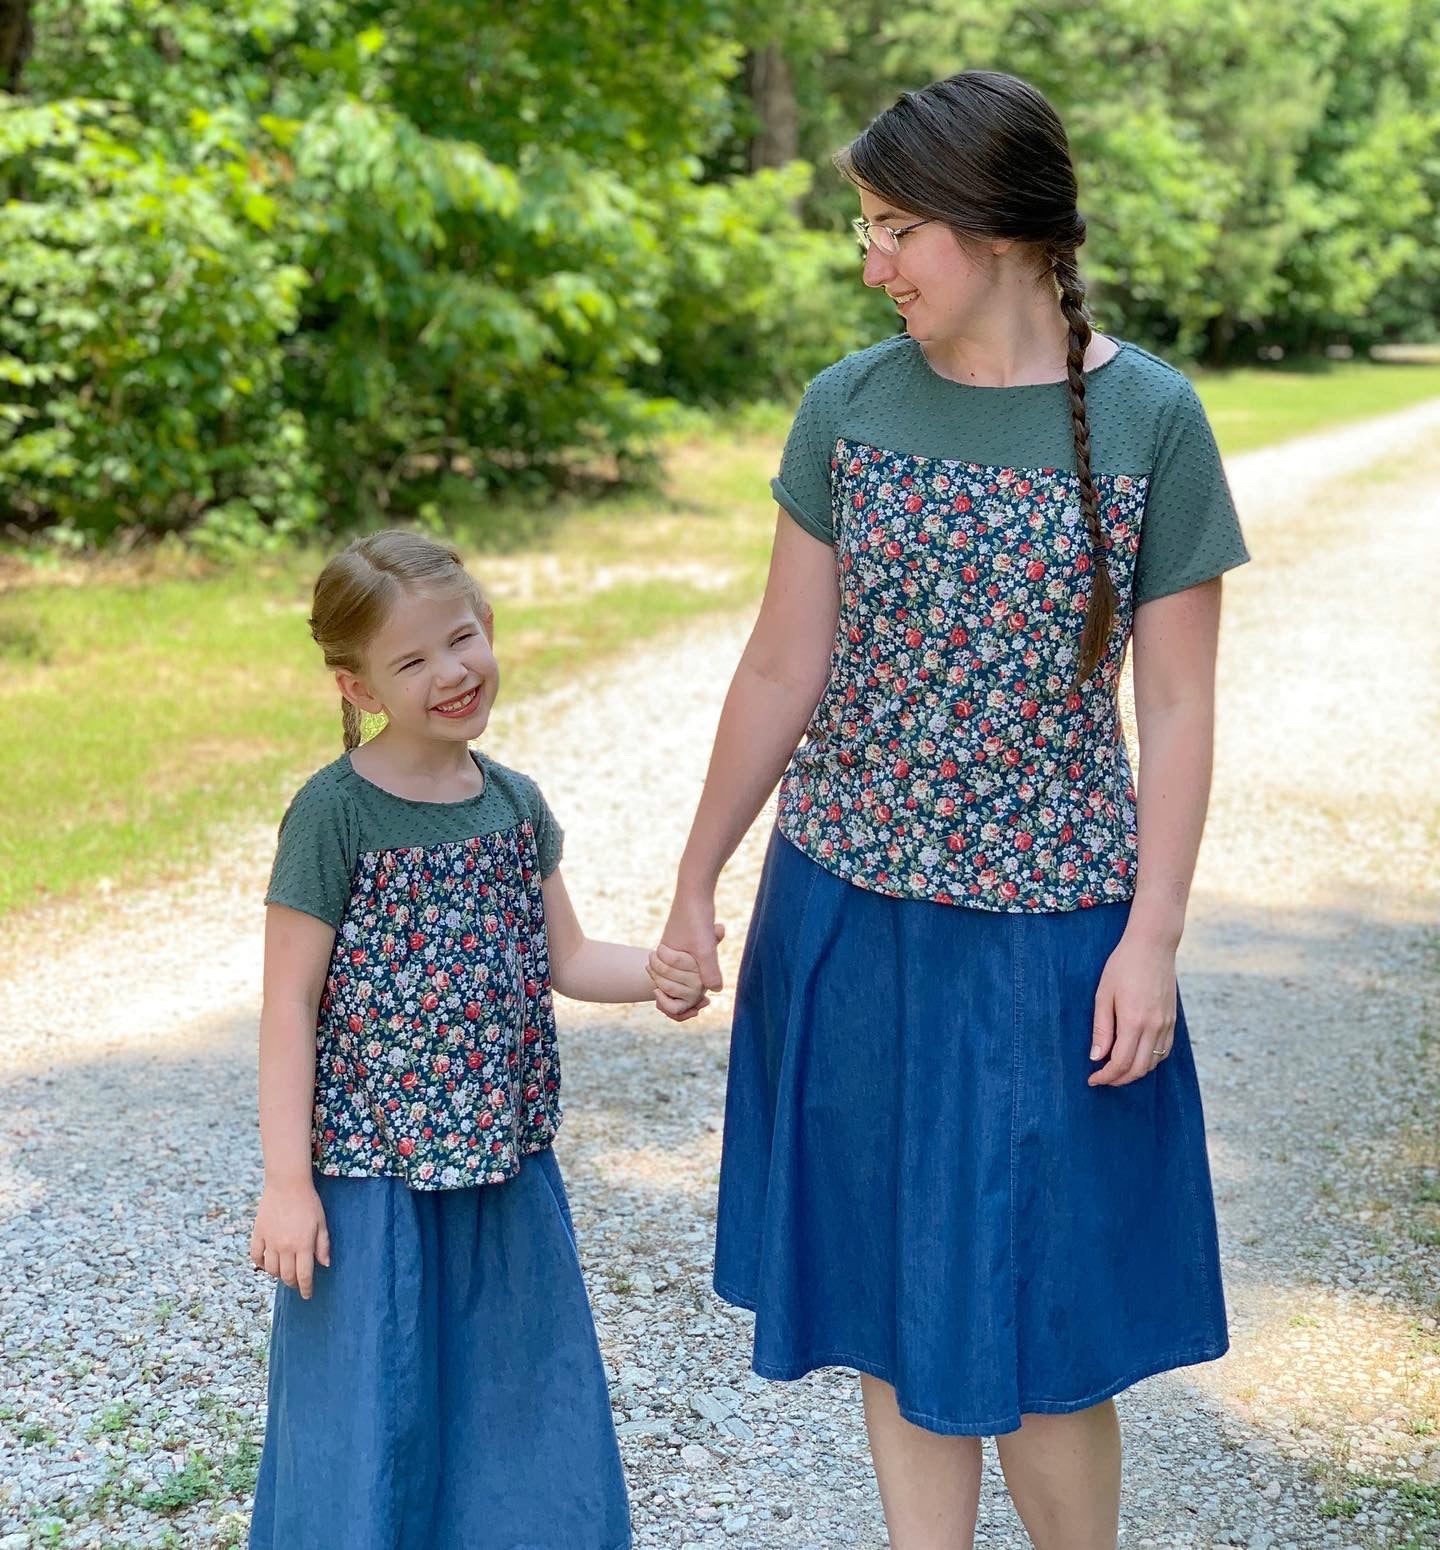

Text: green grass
xmin=5 ymin=358 xmax=1440 ymax=921
xmin=0 ymin=427 xmax=778 ymax=919
xmin=1194 ymin=358 xmax=1440 ymax=454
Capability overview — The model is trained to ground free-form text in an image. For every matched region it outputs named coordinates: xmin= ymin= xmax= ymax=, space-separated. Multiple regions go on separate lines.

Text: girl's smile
xmin=430 ymin=685 xmax=484 ymax=718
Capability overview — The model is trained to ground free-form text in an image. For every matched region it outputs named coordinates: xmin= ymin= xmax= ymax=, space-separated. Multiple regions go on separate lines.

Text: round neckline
xmin=345 ymin=747 xmax=489 ymax=808
xmin=912 ymin=335 xmax=1129 ymax=392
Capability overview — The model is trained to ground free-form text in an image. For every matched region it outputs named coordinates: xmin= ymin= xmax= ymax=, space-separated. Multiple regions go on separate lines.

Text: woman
xmin=660 ymin=72 xmax=1246 ymax=1550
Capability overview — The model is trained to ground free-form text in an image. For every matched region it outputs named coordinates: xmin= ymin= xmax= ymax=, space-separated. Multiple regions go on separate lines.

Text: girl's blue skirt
xmin=249 ymin=1147 xmax=630 ymax=1550
xmin=714 ymin=832 xmax=1229 ymax=1437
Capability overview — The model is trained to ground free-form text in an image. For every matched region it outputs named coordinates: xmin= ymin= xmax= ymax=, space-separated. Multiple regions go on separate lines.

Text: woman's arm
xmin=250 ymin=904 xmax=334 ymax=1296
xmin=661 ymin=511 xmax=840 ymax=1003
xmin=1088 ymin=577 xmax=1222 ymax=1087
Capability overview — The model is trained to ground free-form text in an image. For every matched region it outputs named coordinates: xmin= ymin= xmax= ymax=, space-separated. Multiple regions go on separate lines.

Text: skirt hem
xmin=714 ymin=1278 xmax=1228 ymax=1437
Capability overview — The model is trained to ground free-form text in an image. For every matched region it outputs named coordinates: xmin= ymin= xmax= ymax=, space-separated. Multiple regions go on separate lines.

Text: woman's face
xmin=856 ymin=187 xmax=999 ymax=344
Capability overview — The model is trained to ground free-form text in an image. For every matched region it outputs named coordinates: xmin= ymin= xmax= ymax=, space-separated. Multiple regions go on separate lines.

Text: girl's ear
xmin=481 ymin=608 xmax=495 ymax=646
xmin=335 ymin=668 xmax=386 ymax=716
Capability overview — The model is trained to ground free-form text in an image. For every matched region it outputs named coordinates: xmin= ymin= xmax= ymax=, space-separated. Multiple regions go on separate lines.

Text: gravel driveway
xmin=2 ymin=403 xmax=1438 ymax=1549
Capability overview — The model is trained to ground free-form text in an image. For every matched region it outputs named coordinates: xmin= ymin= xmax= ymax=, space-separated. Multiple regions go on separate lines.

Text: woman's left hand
xmin=1087 ymin=930 xmax=1178 ymax=1087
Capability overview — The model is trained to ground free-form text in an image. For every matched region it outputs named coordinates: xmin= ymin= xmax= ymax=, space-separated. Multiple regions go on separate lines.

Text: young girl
xmin=661 ymin=72 xmax=1248 ymax=1550
xmin=246 ymin=529 xmax=706 ymax=1550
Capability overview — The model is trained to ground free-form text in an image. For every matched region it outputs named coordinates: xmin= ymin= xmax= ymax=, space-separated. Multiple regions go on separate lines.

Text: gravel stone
xmin=2 ymin=403 xmax=1439 ymax=1545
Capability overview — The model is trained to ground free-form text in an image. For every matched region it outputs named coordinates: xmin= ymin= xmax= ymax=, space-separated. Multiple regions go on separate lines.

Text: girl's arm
xmin=660 ymin=511 xmax=840 ymax=1006
xmin=250 ymin=904 xmax=334 ymax=1297
xmin=541 ymin=867 xmax=710 ymax=1014
xmin=1088 ymin=577 xmax=1222 ymax=1087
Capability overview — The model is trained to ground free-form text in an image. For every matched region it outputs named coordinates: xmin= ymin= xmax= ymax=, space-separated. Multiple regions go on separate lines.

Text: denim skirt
xmin=713 ymin=831 xmax=1229 ymax=1437
xmin=249 ymin=1147 xmax=630 ymax=1550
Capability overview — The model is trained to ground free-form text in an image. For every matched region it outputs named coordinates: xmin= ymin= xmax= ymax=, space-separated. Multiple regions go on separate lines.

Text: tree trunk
xmin=0 ymin=0 xmax=34 ymax=93
xmin=746 ymin=44 xmax=799 ymax=171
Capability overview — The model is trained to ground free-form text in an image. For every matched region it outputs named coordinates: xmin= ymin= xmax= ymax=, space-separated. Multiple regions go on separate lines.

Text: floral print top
xmin=771 ymin=336 xmax=1248 ymax=913
xmin=265 ymin=752 xmax=564 ymax=1189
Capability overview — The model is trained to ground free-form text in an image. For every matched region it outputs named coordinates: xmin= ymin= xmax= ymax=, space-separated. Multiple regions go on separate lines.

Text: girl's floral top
xmin=265 ymin=752 xmax=564 ymax=1190
xmin=771 ymin=336 xmax=1249 ymax=914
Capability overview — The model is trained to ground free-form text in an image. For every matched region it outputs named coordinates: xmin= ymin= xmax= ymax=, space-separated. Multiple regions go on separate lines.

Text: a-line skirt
xmin=713 ymin=831 xmax=1229 ymax=1437
xmin=248 ymin=1146 xmax=631 ymax=1550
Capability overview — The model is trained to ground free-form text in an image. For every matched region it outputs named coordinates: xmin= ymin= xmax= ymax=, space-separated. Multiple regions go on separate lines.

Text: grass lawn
xmin=1193 ymin=357 xmax=1440 ymax=453
xmin=4 ymin=356 xmax=1440 ymax=921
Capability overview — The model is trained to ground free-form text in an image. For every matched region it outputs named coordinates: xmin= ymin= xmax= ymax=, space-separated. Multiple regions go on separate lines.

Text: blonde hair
xmin=309 ymin=530 xmax=492 ymax=750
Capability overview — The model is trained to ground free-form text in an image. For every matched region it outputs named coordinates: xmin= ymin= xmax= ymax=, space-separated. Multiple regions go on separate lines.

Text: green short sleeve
xmin=529 ymin=783 xmax=563 ymax=879
xmin=771 ymin=369 xmax=841 ymax=545
xmin=505 ymin=769 xmax=564 ymax=878
xmin=264 ymin=772 xmax=359 ymax=928
xmin=1134 ymin=379 xmax=1250 ymax=606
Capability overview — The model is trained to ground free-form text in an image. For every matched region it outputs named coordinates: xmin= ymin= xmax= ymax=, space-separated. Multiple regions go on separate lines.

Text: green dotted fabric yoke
xmin=772 ymin=335 xmax=1249 ymax=605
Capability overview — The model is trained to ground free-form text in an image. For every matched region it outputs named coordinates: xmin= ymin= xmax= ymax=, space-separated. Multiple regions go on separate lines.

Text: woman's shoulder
xmin=1100 ymin=339 xmax=1199 ymax=408
xmin=797 ymin=334 xmax=924 ymax=422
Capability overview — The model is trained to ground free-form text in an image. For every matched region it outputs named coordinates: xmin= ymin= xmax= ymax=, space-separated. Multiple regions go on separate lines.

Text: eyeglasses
xmin=851 ymin=216 xmax=932 ymax=255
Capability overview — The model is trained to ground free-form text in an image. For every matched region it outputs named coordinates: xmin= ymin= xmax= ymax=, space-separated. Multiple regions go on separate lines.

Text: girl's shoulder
xmin=278 ymin=753 xmax=360 ymax=828
xmin=472 ymin=752 xmax=544 ymax=817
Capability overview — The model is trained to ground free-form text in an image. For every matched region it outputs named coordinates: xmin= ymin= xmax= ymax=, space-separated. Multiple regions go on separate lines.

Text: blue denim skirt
xmin=249 ymin=1147 xmax=630 ymax=1550
xmin=713 ymin=832 xmax=1229 ymax=1437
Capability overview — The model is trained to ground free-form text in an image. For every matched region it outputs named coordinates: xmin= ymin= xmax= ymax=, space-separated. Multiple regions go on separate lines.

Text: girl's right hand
xmin=250 ymin=1181 xmax=331 ymax=1300
xmin=659 ymin=887 xmax=725 ymax=1022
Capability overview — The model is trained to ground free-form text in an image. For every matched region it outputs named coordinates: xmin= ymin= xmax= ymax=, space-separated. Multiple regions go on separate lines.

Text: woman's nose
xmin=862 ymin=246 xmax=897 ymax=288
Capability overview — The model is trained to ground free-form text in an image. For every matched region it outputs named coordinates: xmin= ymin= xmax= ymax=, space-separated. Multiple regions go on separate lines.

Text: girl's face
xmin=339 ymin=587 xmax=500 ymax=745
xmin=856 ymin=187 xmax=1003 ymax=343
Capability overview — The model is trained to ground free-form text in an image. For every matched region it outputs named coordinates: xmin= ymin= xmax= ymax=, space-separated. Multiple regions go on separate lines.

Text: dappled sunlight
xmin=582 ymin=1138 xmax=721 ymax=1197
xmin=1191 ymin=1279 xmax=1440 ymax=1480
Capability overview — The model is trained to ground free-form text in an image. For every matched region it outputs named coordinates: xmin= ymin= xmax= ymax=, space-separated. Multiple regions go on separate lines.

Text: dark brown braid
xmin=1051 ymin=247 xmax=1116 ymax=687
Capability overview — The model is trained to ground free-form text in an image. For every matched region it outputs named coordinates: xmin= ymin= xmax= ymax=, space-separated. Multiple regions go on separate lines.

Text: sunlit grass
xmin=0 ymin=429 xmax=777 ymax=918
xmin=1194 ymin=359 xmax=1440 ymax=454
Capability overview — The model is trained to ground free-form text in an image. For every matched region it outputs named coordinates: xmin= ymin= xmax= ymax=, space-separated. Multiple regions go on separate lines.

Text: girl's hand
xmin=250 ymin=1180 xmax=331 ymax=1299
xmin=1087 ymin=930 xmax=1178 ymax=1087
xmin=658 ymin=889 xmax=726 ymax=1022
xmin=646 ymin=944 xmax=713 ymax=1018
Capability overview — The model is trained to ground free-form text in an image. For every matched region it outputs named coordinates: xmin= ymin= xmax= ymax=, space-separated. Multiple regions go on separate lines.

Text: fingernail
xmin=1089 ymin=1045 xmax=1101 ymax=1060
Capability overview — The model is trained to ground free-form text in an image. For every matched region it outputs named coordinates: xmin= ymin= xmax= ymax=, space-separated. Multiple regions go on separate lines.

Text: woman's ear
xmin=335 ymin=668 xmax=386 ymax=716
xmin=481 ymin=607 xmax=495 ymax=646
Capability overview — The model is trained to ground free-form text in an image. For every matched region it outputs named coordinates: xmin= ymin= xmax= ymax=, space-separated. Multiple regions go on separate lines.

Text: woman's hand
xmin=657 ymin=889 xmax=726 ymax=1022
xmin=250 ymin=1180 xmax=331 ymax=1299
xmin=1087 ymin=929 xmax=1178 ymax=1087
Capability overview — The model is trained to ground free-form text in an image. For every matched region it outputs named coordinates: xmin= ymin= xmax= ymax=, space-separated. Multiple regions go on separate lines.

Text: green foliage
xmin=3 ymin=0 xmax=1439 ymax=544
xmin=761 ymin=0 xmax=1440 ymax=361
xmin=0 ymin=93 xmax=318 ymax=539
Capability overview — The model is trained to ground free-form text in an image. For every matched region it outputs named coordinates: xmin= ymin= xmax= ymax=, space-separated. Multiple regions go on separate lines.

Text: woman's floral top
xmin=265 ymin=752 xmax=564 ymax=1189
xmin=771 ymin=336 xmax=1249 ymax=913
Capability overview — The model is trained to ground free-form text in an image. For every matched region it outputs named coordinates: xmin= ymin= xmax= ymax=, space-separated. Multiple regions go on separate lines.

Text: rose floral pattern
xmin=313 ymin=821 xmax=560 ymax=1189
xmin=778 ymin=439 xmax=1149 ymax=912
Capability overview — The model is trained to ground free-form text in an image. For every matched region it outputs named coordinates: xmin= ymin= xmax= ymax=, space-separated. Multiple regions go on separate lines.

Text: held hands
xmin=249 ymin=1180 xmax=331 ymax=1299
xmin=1088 ymin=929 xmax=1179 ymax=1087
xmin=646 ymin=916 xmax=726 ymax=1021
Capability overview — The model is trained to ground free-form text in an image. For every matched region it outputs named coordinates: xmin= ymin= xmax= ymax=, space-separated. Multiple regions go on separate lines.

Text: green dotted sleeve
xmin=771 ymin=369 xmax=841 ymax=545
xmin=509 ymin=769 xmax=565 ymax=878
xmin=1134 ymin=379 xmax=1250 ymax=605
xmin=264 ymin=773 xmax=359 ymax=928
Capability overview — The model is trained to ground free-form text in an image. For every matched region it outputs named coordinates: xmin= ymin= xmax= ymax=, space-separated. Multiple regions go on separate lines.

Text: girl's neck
xmin=350 ymin=729 xmax=485 ymax=800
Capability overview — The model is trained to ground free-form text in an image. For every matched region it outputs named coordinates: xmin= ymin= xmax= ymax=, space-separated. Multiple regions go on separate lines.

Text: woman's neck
xmin=919 ymin=287 xmax=1088 ymax=387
